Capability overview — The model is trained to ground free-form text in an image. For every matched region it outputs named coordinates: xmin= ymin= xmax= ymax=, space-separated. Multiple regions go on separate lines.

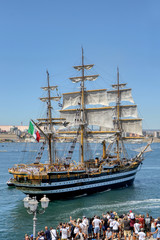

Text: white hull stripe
xmin=41 ymin=168 xmax=138 ymax=187
xmin=22 ymin=175 xmax=135 ymax=195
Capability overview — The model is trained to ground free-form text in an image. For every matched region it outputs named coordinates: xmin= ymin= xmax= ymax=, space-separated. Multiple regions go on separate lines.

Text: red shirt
xmin=138 ymin=217 xmax=145 ymax=229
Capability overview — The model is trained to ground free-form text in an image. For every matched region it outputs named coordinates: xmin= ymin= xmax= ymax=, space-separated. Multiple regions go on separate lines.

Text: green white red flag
xmin=28 ymin=121 xmax=41 ymax=142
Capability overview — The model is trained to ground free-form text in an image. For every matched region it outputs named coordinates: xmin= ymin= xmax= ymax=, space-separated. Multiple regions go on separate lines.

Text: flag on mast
xmin=28 ymin=121 xmax=41 ymax=142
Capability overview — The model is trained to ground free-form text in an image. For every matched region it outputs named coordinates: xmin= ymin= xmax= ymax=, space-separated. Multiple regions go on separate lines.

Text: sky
xmin=0 ymin=0 xmax=159 ymax=129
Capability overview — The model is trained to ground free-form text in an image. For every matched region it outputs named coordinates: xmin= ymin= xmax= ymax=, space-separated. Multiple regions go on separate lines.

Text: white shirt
xmin=93 ymin=218 xmax=101 ymax=228
xmin=134 ymin=223 xmax=140 ymax=234
xmin=82 ymin=218 xmax=89 ymax=226
xmin=109 ymin=218 xmax=114 ymax=228
xmin=129 ymin=213 xmax=135 ymax=219
xmin=79 ymin=223 xmax=85 ymax=231
xmin=112 ymin=220 xmax=120 ymax=230
xmin=61 ymin=228 xmax=68 ymax=239
xmin=138 ymin=232 xmax=146 ymax=240
xmin=74 ymin=226 xmax=79 ymax=234
xmin=50 ymin=229 xmax=57 ymax=240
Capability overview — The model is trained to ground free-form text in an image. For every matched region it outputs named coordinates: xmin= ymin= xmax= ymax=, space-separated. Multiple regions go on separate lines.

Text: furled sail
xmin=41 ymin=86 xmax=57 ymax=91
xmin=62 ymin=89 xmax=109 ymax=109
xmin=73 ymin=64 xmax=94 ymax=71
xmin=107 ymin=88 xmax=134 ymax=104
xmin=40 ymin=97 xmax=61 ymax=102
xmin=112 ymin=83 xmax=126 ymax=89
xmin=69 ymin=75 xmax=99 ymax=83
xmin=113 ymin=105 xmax=138 ymax=118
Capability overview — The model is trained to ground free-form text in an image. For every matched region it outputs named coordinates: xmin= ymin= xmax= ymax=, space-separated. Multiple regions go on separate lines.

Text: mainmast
xmin=62 ymin=49 xmax=99 ymax=165
xmin=81 ymin=48 xmax=85 ymax=165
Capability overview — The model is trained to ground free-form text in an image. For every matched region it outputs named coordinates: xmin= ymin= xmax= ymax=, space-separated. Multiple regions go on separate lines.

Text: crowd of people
xmin=24 ymin=211 xmax=160 ymax=240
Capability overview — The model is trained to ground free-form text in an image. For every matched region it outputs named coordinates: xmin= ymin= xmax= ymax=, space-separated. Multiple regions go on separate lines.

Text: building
xmin=0 ymin=125 xmax=28 ymax=133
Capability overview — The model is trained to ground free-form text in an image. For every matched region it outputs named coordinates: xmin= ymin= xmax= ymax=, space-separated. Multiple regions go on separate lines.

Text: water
xmin=0 ymin=142 xmax=160 ymax=239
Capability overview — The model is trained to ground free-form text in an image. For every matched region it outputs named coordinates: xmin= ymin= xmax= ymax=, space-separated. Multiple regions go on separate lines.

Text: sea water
xmin=0 ymin=142 xmax=160 ymax=239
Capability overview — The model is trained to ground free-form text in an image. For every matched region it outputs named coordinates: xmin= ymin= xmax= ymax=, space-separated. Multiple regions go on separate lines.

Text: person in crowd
xmin=145 ymin=213 xmax=152 ymax=238
xmin=102 ymin=214 xmax=109 ymax=238
xmin=112 ymin=217 xmax=120 ymax=240
xmin=45 ymin=226 xmax=51 ymax=240
xmin=50 ymin=227 xmax=57 ymax=240
xmin=133 ymin=219 xmax=141 ymax=240
xmin=92 ymin=215 xmax=102 ymax=239
xmin=24 ymin=234 xmax=30 ymax=240
xmin=138 ymin=215 xmax=145 ymax=230
xmin=156 ymin=218 xmax=160 ymax=228
xmin=36 ymin=232 xmax=41 ymax=240
xmin=88 ymin=218 xmax=93 ymax=239
xmin=38 ymin=231 xmax=45 ymax=240
xmin=61 ymin=224 xmax=69 ymax=240
xmin=123 ymin=216 xmax=131 ymax=240
xmin=82 ymin=216 xmax=89 ymax=239
xmin=105 ymin=227 xmax=113 ymax=240
xmin=108 ymin=216 xmax=114 ymax=231
xmin=129 ymin=210 xmax=135 ymax=220
xmin=137 ymin=228 xmax=146 ymax=240
xmin=75 ymin=227 xmax=86 ymax=240
xmin=152 ymin=224 xmax=160 ymax=240
xmin=110 ymin=211 xmax=115 ymax=219
xmin=151 ymin=218 xmax=157 ymax=239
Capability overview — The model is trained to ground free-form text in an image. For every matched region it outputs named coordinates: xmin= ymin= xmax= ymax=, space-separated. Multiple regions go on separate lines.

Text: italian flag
xmin=28 ymin=121 xmax=41 ymax=142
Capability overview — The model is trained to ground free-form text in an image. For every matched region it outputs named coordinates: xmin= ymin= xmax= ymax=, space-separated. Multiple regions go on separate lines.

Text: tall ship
xmin=8 ymin=49 xmax=152 ymax=199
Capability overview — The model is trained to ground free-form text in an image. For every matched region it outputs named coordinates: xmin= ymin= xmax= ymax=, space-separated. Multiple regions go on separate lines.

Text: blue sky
xmin=0 ymin=0 xmax=159 ymax=129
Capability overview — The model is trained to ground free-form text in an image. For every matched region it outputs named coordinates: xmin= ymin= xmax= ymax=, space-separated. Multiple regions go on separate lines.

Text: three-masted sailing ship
xmin=8 ymin=49 xmax=152 ymax=199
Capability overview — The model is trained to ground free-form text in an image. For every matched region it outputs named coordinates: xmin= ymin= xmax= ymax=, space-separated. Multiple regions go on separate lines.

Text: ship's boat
xmin=8 ymin=49 xmax=152 ymax=200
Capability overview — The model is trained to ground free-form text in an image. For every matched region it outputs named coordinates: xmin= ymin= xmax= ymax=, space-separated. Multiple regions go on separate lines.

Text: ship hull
xmin=14 ymin=167 xmax=139 ymax=200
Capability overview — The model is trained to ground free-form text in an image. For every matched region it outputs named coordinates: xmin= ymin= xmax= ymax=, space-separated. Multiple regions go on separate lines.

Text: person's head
xmin=45 ymin=226 xmax=48 ymax=230
xmin=107 ymin=228 xmax=110 ymax=231
xmin=146 ymin=213 xmax=149 ymax=217
xmin=41 ymin=231 xmax=44 ymax=236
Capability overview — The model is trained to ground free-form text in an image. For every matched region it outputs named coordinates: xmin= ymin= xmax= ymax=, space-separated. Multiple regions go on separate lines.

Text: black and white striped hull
xmin=16 ymin=167 xmax=139 ymax=200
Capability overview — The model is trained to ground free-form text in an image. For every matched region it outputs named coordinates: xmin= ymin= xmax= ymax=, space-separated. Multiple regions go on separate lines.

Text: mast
xmin=116 ymin=67 xmax=120 ymax=162
xmin=81 ymin=47 xmax=85 ymax=165
xmin=46 ymin=70 xmax=53 ymax=164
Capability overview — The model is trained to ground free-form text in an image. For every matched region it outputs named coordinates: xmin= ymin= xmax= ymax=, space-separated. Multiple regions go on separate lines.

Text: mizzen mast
xmin=116 ymin=67 xmax=120 ymax=162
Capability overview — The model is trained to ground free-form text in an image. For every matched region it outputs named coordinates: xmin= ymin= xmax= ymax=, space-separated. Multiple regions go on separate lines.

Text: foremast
xmin=47 ymin=70 xmax=53 ymax=164
xmin=38 ymin=71 xmax=63 ymax=164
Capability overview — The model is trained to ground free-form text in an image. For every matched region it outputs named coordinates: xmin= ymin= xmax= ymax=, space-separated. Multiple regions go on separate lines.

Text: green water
xmin=0 ymin=142 xmax=159 ymax=239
